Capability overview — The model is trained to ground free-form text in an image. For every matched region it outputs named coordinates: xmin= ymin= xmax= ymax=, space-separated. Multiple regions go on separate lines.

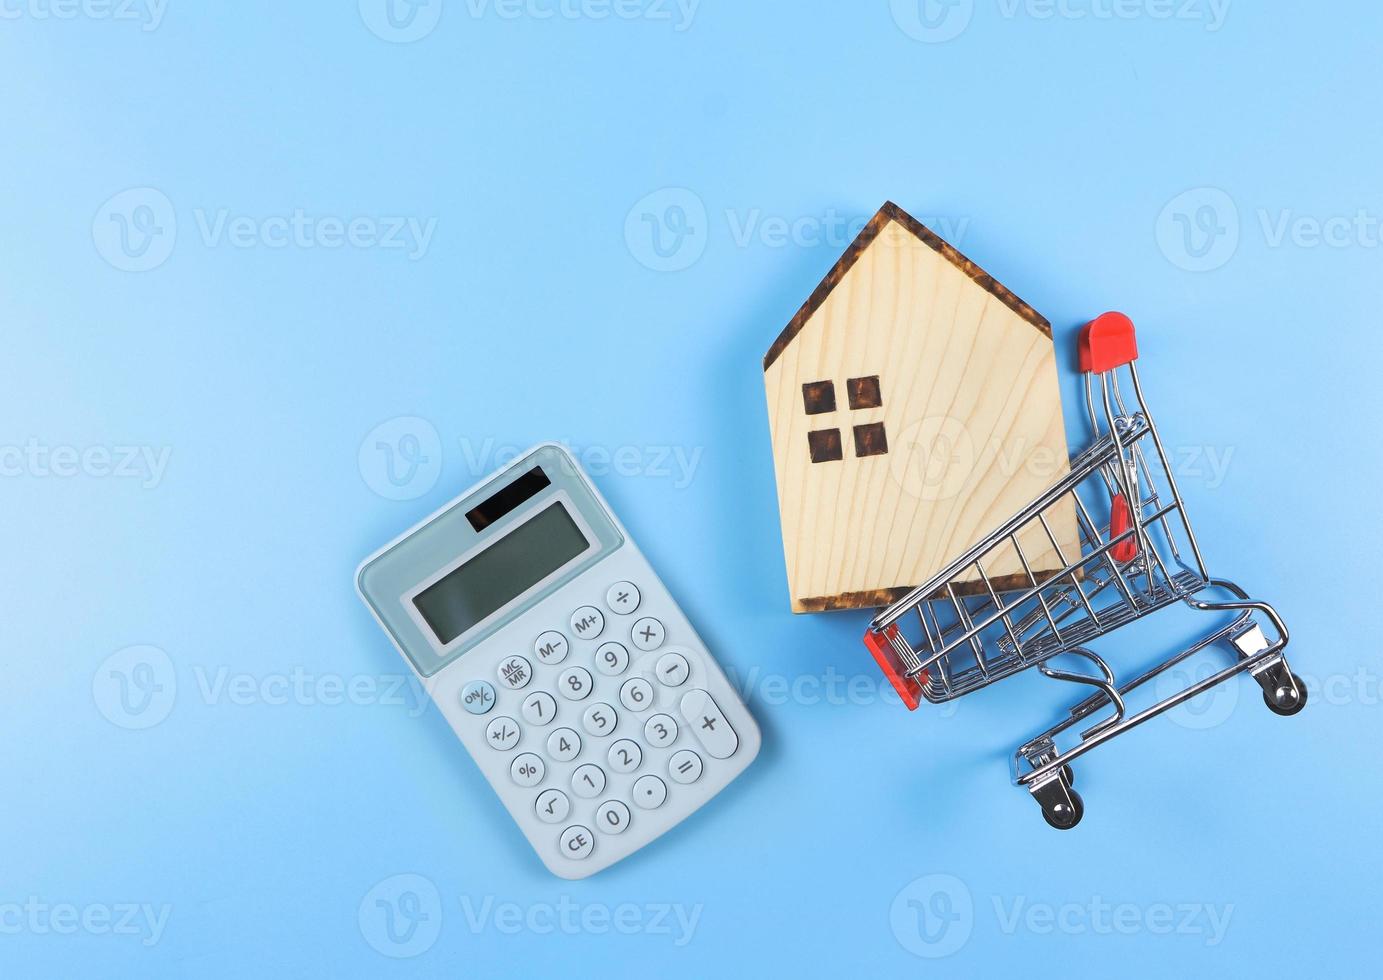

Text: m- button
xmin=678 ymin=689 xmax=738 ymax=759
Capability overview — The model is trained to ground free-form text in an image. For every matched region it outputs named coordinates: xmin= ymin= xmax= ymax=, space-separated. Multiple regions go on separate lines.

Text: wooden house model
xmin=763 ymin=202 xmax=1079 ymax=613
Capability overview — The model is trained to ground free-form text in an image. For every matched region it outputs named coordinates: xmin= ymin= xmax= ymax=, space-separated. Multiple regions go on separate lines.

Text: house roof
xmin=763 ymin=201 xmax=1052 ymax=371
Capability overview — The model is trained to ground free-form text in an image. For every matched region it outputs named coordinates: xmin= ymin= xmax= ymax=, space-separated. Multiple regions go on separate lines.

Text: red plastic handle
xmin=1108 ymin=492 xmax=1139 ymax=563
xmin=863 ymin=625 xmax=925 ymax=711
xmin=1079 ymin=311 xmax=1139 ymax=374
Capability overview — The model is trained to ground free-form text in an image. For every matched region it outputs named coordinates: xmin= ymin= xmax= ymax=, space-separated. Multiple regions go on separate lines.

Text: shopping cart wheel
xmin=1262 ymin=668 xmax=1307 ymax=717
xmin=1041 ymin=791 xmax=1084 ymax=831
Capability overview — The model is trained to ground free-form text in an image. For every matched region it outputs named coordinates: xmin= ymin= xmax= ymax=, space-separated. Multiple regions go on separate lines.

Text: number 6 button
xmin=619 ymin=677 xmax=653 ymax=712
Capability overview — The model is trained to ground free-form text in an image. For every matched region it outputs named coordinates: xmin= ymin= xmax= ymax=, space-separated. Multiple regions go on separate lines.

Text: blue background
xmin=3 ymin=1 xmax=1378 ymax=975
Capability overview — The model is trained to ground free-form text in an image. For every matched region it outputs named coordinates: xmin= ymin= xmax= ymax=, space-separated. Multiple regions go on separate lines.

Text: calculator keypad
xmin=462 ymin=578 xmax=749 ymax=875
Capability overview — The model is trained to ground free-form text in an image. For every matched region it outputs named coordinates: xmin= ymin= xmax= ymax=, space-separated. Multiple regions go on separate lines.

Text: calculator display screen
xmin=414 ymin=502 xmax=590 ymax=645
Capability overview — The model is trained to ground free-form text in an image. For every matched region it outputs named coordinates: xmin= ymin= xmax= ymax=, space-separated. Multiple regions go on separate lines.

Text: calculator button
xmin=510 ymin=753 xmax=545 ymax=787
xmin=536 ymin=789 xmax=570 ymax=824
xmin=485 ymin=716 xmax=520 ymax=751
xmin=521 ymin=691 xmax=557 ymax=727
xmin=593 ymin=642 xmax=630 ymax=677
xmin=570 ymin=605 xmax=605 ymax=640
xmin=546 ymin=728 xmax=582 ymax=762
xmin=559 ymin=825 xmax=595 ymax=860
xmin=595 ymin=800 xmax=632 ymax=835
xmin=631 ymin=617 xmax=666 ymax=652
xmin=571 ymin=764 xmax=606 ymax=799
xmin=644 ymin=714 xmax=678 ymax=748
xmin=496 ymin=656 xmax=532 ymax=690
xmin=679 ymin=689 xmax=738 ymax=759
xmin=632 ymin=775 xmax=668 ymax=810
xmin=655 ymin=652 xmax=690 ymax=688
xmin=460 ymin=680 xmax=496 ymax=715
xmin=581 ymin=702 xmax=618 ymax=737
xmin=605 ymin=581 xmax=641 ymax=615
xmin=619 ymin=677 xmax=654 ymax=712
xmin=607 ymin=739 xmax=642 ymax=773
xmin=533 ymin=630 xmax=569 ymax=666
xmin=668 ymin=749 xmax=703 ymax=785
xmin=557 ymin=667 xmax=594 ymax=701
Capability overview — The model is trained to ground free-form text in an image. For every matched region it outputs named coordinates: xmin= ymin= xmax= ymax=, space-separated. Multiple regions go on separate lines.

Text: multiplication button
xmin=534 ymin=631 xmax=569 ymax=666
xmin=631 ymin=617 xmax=665 ymax=652
xmin=605 ymin=581 xmax=641 ymax=615
xmin=570 ymin=606 xmax=605 ymax=640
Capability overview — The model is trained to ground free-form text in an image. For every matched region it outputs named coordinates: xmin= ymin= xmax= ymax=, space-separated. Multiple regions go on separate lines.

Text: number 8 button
xmin=558 ymin=666 xmax=593 ymax=701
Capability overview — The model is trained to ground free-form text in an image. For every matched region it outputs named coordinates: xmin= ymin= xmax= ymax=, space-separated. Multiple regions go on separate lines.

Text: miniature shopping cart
xmin=862 ymin=313 xmax=1305 ymax=829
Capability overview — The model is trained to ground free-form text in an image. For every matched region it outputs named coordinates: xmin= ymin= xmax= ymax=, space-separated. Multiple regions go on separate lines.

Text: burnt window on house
xmin=802 ymin=380 xmax=836 ymax=415
xmin=807 ymin=428 xmax=843 ymax=463
xmin=853 ymin=422 xmax=888 ymax=458
xmin=847 ymin=376 xmax=883 ymax=410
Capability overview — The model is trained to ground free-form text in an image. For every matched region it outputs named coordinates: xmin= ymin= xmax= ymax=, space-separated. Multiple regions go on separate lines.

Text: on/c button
xmin=679 ymin=689 xmax=738 ymax=759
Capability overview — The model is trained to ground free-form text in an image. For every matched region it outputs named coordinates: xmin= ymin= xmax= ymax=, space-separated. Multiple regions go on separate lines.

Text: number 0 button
xmin=557 ymin=667 xmax=593 ymax=701
xmin=596 ymin=800 xmax=631 ymax=835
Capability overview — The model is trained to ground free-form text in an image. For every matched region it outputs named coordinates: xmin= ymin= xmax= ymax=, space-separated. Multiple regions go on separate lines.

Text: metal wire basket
xmin=862 ymin=312 xmax=1305 ymax=828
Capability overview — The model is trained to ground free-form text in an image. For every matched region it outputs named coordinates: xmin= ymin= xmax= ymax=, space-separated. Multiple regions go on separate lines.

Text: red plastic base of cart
xmin=863 ymin=625 xmax=925 ymax=711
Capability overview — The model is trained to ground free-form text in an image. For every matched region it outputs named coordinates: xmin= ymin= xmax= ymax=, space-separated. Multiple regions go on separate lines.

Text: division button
xmin=605 ymin=581 xmax=641 ymax=615
xmin=533 ymin=630 xmax=569 ymax=666
xmin=559 ymin=825 xmax=595 ymax=860
xmin=631 ymin=617 xmax=666 ymax=652
xmin=496 ymin=655 xmax=532 ymax=690
xmin=460 ymin=680 xmax=496 ymax=715
xmin=668 ymin=749 xmax=703 ymax=785
xmin=632 ymin=775 xmax=668 ymax=810
xmin=595 ymin=800 xmax=632 ymax=835
xmin=510 ymin=753 xmax=545 ymax=787
xmin=655 ymin=652 xmax=690 ymax=688
xmin=679 ymin=689 xmax=738 ymax=759
xmin=570 ymin=605 xmax=605 ymax=640
xmin=535 ymin=789 xmax=570 ymax=824
xmin=485 ymin=716 xmax=521 ymax=752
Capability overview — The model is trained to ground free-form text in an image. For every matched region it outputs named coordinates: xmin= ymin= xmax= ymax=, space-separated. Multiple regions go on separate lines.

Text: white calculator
xmin=356 ymin=443 xmax=760 ymax=879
